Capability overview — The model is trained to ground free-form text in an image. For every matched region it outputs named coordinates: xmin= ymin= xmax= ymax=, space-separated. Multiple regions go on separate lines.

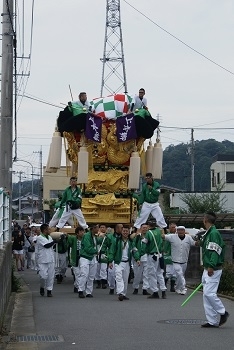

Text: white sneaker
xmin=180 ymin=289 xmax=187 ymax=295
xmin=175 ymin=289 xmax=181 ymax=294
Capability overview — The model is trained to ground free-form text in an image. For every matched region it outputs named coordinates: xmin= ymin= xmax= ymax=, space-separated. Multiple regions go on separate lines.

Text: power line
xmin=123 ymin=0 xmax=234 ymax=76
xmin=161 ymin=126 xmax=234 ymax=130
xmin=18 ymin=93 xmax=63 ymax=108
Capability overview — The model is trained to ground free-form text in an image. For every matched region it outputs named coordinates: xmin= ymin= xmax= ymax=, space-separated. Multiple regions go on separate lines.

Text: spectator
xmin=12 ymin=231 xmax=25 ymax=271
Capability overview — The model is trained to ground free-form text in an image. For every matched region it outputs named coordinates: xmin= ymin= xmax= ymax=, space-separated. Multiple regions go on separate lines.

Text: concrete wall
xmin=43 ymin=166 xmax=70 ymax=210
xmin=186 ymin=238 xmax=233 ymax=280
xmin=0 ymin=242 xmax=12 ymax=330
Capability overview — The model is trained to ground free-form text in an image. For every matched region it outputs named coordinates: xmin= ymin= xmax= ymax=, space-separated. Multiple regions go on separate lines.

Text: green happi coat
xmin=96 ymin=235 xmax=109 ymax=263
xmin=67 ymin=235 xmax=82 ymax=267
xmin=141 ymin=228 xmax=163 ymax=255
xmin=133 ymin=180 xmax=160 ymax=205
xmin=101 ymin=232 xmax=120 ymax=263
xmin=200 ymin=225 xmax=225 ymax=269
xmin=80 ymin=231 xmax=102 ymax=261
xmin=54 ymin=200 xmax=66 ymax=219
xmin=56 ymin=236 xmax=68 ymax=254
xmin=108 ymin=237 xmax=140 ymax=265
xmin=60 ymin=186 xmax=82 ymax=209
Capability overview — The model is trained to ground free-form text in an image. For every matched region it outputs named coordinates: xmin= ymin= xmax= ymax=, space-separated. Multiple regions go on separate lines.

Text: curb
xmin=0 ymin=272 xmax=38 ymax=350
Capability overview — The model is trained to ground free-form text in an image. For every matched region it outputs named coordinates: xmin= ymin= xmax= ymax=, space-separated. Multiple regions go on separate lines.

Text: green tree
xmin=162 ymin=139 xmax=234 ymax=191
xmin=179 ymin=191 xmax=227 ymax=213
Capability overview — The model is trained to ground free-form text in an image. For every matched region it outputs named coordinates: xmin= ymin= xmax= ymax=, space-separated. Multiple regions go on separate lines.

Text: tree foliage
xmin=179 ymin=191 xmax=227 ymax=213
xmin=162 ymin=139 xmax=234 ymax=191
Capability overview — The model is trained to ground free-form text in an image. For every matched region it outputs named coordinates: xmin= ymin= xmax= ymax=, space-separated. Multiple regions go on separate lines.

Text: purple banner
xmin=116 ymin=113 xmax=137 ymax=142
xmin=85 ymin=113 xmax=102 ymax=143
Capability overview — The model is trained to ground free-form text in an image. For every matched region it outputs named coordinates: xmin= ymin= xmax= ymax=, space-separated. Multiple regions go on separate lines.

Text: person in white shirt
xmin=162 ymin=226 xmax=198 ymax=295
xmin=36 ymin=224 xmax=56 ymax=297
xmin=130 ymin=88 xmax=147 ymax=112
xmin=74 ymin=92 xmax=91 ymax=111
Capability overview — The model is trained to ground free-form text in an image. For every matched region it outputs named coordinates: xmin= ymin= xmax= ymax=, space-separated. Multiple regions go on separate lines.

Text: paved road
xmin=3 ymin=269 xmax=233 ymax=350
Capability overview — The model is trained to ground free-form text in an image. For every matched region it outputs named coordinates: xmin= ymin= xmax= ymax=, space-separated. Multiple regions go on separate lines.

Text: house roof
xmin=212 ymin=153 xmax=234 ymax=163
xmin=12 ymin=193 xmax=39 ymax=202
xmin=15 ymin=206 xmax=39 ymax=215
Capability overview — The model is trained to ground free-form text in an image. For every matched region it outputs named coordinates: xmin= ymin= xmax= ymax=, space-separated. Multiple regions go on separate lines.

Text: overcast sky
xmin=5 ymin=0 xmax=234 ymax=181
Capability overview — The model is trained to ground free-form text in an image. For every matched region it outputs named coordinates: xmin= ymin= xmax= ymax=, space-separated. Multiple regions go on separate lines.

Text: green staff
xmin=181 ymin=283 xmax=203 ymax=307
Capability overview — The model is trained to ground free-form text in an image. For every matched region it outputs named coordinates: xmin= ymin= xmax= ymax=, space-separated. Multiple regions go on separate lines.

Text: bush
xmin=218 ymin=262 xmax=234 ymax=296
xmin=11 ymin=265 xmax=21 ymax=293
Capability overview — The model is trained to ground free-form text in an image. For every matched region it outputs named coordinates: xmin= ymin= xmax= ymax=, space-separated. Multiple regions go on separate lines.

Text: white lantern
xmin=152 ymin=141 xmax=163 ymax=179
xmin=145 ymin=141 xmax=153 ymax=174
xmin=46 ymin=131 xmax=62 ymax=170
xmin=45 ymin=143 xmax=57 ymax=173
xmin=128 ymin=151 xmax=141 ymax=189
xmin=77 ymin=146 xmax=89 ymax=184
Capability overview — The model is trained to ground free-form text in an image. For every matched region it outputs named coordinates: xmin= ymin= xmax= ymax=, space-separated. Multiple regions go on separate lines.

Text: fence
xmin=0 ymin=187 xmax=10 ymax=247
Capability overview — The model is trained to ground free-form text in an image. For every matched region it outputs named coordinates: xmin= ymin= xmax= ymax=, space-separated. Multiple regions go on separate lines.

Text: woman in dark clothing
xmin=12 ymin=231 xmax=25 ymax=271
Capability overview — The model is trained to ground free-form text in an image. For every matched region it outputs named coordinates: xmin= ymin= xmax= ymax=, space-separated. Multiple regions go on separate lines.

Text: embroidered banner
xmin=116 ymin=113 xmax=137 ymax=142
xmin=85 ymin=113 xmax=102 ymax=143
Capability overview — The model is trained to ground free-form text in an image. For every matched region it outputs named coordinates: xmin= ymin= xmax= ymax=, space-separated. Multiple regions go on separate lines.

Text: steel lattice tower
xmin=100 ymin=0 xmax=128 ymax=96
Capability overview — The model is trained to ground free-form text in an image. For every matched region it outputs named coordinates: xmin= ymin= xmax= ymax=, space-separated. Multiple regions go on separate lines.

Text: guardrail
xmin=0 ymin=187 xmax=10 ymax=247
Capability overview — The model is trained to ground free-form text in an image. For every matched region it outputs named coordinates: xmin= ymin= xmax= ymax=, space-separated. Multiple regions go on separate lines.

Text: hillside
xmin=162 ymin=139 xmax=234 ymax=191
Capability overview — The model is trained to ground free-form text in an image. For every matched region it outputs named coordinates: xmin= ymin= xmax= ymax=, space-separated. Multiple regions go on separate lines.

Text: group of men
xmin=70 ymin=88 xmax=148 ymax=115
xmin=34 ymin=209 xmax=229 ymax=328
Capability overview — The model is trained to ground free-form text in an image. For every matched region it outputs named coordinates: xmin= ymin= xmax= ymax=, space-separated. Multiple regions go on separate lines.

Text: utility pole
xmin=100 ymin=0 xmax=128 ymax=96
xmin=18 ymin=171 xmax=23 ymax=220
xmin=191 ymin=128 xmax=195 ymax=192
xmin=0 ymin=0 xmax=14 ymax=193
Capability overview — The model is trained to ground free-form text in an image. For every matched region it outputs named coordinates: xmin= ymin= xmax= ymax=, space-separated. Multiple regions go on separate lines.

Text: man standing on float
xmin=133 ymin=173 xmax=167 ymax=232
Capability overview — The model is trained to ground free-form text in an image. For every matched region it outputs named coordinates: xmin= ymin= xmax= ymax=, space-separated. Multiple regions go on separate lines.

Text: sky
xmin=3 ymin=0 xmax=234 ymax=183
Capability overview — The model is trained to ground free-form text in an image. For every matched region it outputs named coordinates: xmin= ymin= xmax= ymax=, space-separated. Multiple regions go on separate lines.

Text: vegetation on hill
xmin=162 ymin=139 xmax=234 ymax=191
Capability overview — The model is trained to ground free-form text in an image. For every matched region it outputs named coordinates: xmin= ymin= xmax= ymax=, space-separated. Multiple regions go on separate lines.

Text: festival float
xmin=46 ymin=93 xmax=162 ymax=225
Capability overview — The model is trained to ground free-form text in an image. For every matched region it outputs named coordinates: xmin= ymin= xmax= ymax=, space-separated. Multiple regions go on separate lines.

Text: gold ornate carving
xmin=86 ymin=169 xmax=128 ymax=192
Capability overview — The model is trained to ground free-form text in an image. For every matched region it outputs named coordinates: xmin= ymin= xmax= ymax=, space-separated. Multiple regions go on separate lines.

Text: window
xmin=226 ymin=172 xmax=234 ymax=183
xmin=217 ymin=172 xmax=220 ymax=185
xmin=211 ymin=170 xmax=216 ymax=187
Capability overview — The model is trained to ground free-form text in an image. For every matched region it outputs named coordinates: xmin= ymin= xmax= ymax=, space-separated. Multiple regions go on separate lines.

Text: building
xmin=12 ymin=193 xmax=39 ymax=219
xmin=211 ymin=154 xmax=234 ymax=191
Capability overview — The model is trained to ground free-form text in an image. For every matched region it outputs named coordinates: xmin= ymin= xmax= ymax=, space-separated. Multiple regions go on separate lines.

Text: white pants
xmin=95 ymin=262 xmax=107 ymax=280
xmin=165 ymin=264 xmax=176 ymax=279
xmin=24 ymin=249 xmax=32 ymax=268
xmin=115 ymin=262 xmax=130 ymax=296
xmin=108 ymin=264 xmax=115 ymax=289
xmin=78 ymin=257 xmax=97 ymax=294
xmin=54 ymin=252 xmax=67 ymax=277
xmin=132 ymin=260 xmax=149 ymax=290
xmin=38 ymin=262 xmax=55 ymax=291
xmin=49 ymin=208 xmax=74 ymax=227
xmin=173 ymin=262 xmax=187 ymax=291
xmin=30 ymin=252 xmax=36 ymax=270
xmin=202 ymin=269 xmax=225 ymax=326
xmin=56 ymin=207 xmax=88 ymax=229
xmin=134 ymin=202 xmax=167 ymax=229
xmin=147 ymin=255 xmax=166 ymax=293
xmin=73 ymin=266 xmax=81 ymax=289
